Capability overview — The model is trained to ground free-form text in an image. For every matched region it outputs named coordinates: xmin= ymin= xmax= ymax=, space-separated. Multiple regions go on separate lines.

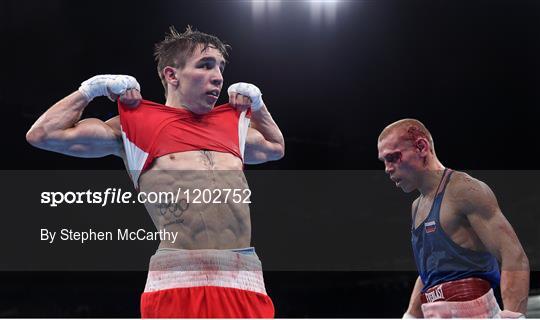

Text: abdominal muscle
xmin=137 ymin=150 xmax=251 ymax=250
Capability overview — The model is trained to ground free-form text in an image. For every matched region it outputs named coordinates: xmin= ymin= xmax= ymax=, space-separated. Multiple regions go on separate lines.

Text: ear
xmin=163 ymin=66 xmax=179 ymax=87
xmin=415 ymin=138 xmax=429 ymax=155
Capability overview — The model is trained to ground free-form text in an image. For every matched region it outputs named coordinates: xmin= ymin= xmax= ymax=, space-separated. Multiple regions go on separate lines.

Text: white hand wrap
xmin=499 ymin=310 xmax=526 ymax=318
xmin=78 ymin=74 xmax=140 ymax=102
xmin=402 ymin=312 xmax=417 ymax=318
xmin=227 ymin=82 xmax=264 ymax=111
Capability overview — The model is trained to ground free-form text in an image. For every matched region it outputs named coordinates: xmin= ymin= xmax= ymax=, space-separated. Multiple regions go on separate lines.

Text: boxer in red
xmin=26 ymin=26 xmax=283 ymax=318
xmin=377 ymin=119 xmax=529 ymax=318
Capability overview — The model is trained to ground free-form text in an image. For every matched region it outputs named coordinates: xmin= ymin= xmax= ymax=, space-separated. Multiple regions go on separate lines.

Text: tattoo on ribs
xmin=158 ymin=198 xmax=189 ymax=222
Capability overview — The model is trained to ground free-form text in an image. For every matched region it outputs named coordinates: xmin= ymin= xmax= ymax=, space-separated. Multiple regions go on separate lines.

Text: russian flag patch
xmin=424 ymin=221 xmax=437 ymax=233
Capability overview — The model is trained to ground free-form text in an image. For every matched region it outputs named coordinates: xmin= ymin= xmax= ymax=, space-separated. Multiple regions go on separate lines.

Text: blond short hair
xmin=378 ymin=119 xmax=435 ymax=154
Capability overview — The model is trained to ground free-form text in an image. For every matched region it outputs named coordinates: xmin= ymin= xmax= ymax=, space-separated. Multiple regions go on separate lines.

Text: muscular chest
xmin=414 ymin=194 xmax=480 ymax=249
xmin=414 ymin=195 xmax=461 ymax=233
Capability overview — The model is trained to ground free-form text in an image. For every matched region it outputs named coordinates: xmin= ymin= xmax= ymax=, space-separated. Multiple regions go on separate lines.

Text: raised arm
xmin=456 ymin=175 xmax=530 ymax=316
xmin=228 ymin=82 xmax=285 ymax=164
xmin=26 ymin=75 xmax=141 ymax=158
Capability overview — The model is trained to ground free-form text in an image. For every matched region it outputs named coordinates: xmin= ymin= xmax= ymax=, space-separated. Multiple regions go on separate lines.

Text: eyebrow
xmin=379 ymin=151 xmax=399 ymax=162
xmin=197 ymin=56 xmax=226 ymax=67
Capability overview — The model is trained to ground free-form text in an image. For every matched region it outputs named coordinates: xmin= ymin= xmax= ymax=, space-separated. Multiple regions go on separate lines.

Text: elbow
xmin=515 ymin=248 xmax=530 ymax=270
xmin=502 ymin=249 xmax=530 ymax=272
xmin=520 ymin=251 xmax=530 ymax=271
xmin=26 ymin=127 xmax=47 ymax=148
xmin=272 ymin=143 xmax=285 ymax=161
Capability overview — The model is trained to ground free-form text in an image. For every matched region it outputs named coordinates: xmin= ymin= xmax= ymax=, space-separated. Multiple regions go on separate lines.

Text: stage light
xmin=248 ymin=0 xmax=343 ymax=25
xmin=309 ymin=0 xmax=339 ymax=25
xmin=251 ymin=0 xmax=281 ymax=20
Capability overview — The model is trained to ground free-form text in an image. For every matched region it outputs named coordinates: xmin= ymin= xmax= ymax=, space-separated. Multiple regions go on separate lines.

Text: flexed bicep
xmin=34 ymin=116 xmax=123 ymax=158
xmin=27 ymin=75 xmax=141 ymax=158
xmin=64 ymin=117 xmax=123 ymax=157
xmin=244 ymin=127 xmax=284 ymax=164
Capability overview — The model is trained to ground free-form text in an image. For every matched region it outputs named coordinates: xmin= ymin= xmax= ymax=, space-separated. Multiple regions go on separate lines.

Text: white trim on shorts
xmin=143 ymin=248 xmax=267 ymax=295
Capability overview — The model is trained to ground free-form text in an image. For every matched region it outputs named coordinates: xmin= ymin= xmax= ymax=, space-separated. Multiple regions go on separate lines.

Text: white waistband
xmin=144 ymin=249 xmax=267 ymax=295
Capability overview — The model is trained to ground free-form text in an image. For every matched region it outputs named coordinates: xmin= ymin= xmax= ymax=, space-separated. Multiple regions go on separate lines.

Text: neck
xmin=417 ymin=158 xmax=445 ymax=196
xmin=165 ymin=93 xmax=209 ymax=114
xmin=165 ymin=92 xmax=185 ymax=109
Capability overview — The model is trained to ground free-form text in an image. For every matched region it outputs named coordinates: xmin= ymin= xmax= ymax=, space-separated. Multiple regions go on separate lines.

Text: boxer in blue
xmin=378 ymin=119 xmax=529 ymax=318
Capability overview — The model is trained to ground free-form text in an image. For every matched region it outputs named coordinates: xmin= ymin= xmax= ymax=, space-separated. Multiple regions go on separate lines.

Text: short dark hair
xmin=154 ymin=26 xmax=231 ymax=96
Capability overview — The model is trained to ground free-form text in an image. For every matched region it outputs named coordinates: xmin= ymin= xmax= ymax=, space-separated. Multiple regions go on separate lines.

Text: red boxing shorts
xmin=421 ymin=277 xmax=491 ymax=304
xmin=421 ymin=278 xmax=501 ymax=318
xmin=140 ymin=248 xmax=274 ymax=318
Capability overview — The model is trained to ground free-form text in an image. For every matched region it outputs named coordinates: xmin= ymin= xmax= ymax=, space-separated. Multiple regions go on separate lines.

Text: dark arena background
xmin=1 ymin=0 xmax=540 ymax=317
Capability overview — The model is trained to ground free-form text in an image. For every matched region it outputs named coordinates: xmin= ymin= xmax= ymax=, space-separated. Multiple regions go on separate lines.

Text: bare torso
xmin=135 ymin=150 xmax=251 ymax=250
xmin=413 ymin=171 xmax=487 ymax=252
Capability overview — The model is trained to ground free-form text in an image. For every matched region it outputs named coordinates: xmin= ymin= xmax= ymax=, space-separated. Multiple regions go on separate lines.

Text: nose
xmin=211 ymin=67 xmax=223 ymax=87
xmin=385 ymin=162 xmax=394 ymax=175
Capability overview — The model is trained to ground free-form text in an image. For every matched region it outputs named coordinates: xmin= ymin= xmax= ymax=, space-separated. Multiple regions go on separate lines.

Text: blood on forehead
xmin=403 ymin=126 xmax=429 ymax=143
